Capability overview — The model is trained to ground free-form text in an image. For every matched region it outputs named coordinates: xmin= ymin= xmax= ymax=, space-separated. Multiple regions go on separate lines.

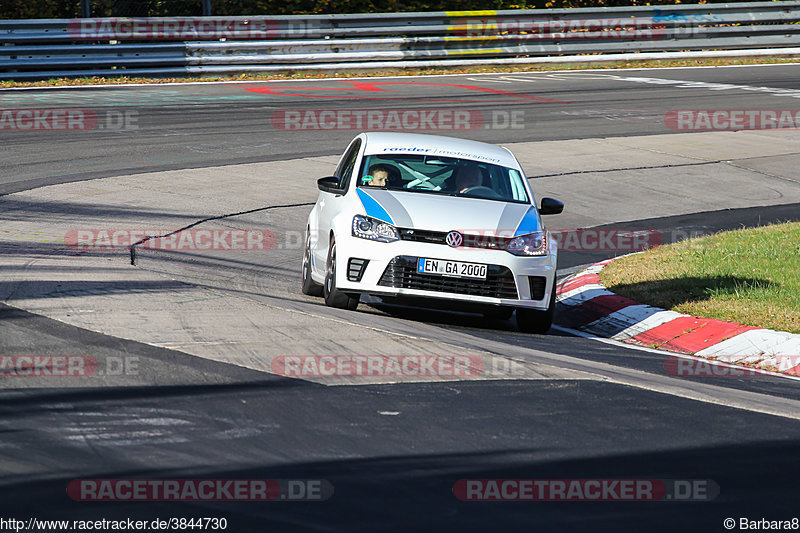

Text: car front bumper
xmin=333 ymin=234 xmax=558 ymax=310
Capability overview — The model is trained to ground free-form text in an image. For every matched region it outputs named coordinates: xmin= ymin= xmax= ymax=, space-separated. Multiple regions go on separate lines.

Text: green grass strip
xmin=600 ymin=221 xmax=800 ymax=334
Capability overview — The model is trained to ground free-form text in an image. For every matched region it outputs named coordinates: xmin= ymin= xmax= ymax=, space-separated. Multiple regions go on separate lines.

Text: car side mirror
xmin=318 ymin=176 xmax=344 ymax=194
xmin=539 ymin=197 xmax=564 ymax=215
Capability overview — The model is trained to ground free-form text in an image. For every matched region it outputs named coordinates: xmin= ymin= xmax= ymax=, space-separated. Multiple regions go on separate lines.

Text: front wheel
xmin=324 ymin=237 xmax=360 ymax=310
xmin=516 ymin=283 xmax=556 ymax=334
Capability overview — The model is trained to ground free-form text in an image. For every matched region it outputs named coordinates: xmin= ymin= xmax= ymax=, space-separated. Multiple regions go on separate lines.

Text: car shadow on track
xmin=363 ymin=301 xmax=528 ymax=334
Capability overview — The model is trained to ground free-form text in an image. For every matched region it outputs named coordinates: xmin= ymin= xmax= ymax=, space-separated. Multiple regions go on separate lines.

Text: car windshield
xmin=357 ymin=154 xmax=530 ymax=203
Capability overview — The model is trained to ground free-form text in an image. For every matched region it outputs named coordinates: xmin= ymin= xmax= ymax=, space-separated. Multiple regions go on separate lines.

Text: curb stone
xmin=555 ymin=256 xmax=800 ymax=377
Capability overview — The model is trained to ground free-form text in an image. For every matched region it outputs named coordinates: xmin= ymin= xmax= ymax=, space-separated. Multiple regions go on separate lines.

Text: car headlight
xmin=506 ymin=231 xmax=547 ymax=256
xmin=352 ymin=215 xmax=400 ymax=243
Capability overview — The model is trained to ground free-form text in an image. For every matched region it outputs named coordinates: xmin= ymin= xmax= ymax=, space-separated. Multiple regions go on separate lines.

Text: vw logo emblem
xmin=446 ymin=231 xmax=463 ymax=248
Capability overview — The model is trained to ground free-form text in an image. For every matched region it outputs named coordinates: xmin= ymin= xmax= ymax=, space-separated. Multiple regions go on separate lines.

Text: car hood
xmin=355 ymin=188 xmax=542 ymax=236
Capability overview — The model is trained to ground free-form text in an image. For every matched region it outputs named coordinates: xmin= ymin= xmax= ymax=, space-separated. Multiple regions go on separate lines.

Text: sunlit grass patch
xmin=599 ymin=222 xmax=800 ymax=334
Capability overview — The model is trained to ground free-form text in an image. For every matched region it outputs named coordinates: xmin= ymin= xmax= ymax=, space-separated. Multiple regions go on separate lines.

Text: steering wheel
xmin=462 ymin=186 xmax=501 ymax=198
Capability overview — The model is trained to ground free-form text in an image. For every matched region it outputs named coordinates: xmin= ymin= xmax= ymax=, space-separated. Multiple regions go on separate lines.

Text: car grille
xmin=398 ymin=227 xmax=512 ymax=250
xmin=398 ymin=228 xmax=447 ymax=244
xmin=378 ymin=256 xmax=519 ymax=299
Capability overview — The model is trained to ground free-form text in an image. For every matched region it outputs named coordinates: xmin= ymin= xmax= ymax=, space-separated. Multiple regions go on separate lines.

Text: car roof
xmin=362 ymin=132 xmax=519 ymax=168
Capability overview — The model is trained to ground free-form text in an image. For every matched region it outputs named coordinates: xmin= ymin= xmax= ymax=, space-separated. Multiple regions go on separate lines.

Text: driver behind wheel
xmin=363 ymin=165 xmax=389 ymax=187
xmin=456 ymin=163 xmax=484 ymax=193
xmin=363 ymin=164 xmax=402 ymax=188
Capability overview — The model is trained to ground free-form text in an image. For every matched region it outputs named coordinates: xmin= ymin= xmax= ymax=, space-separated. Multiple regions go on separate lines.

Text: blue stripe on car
xmin=356 ymin=188 xmax=395 ymax=225
xmin=362 ymin=189 xmax=414 ymax=227
xmin=514 ymin=206 xmax=540 ymax=237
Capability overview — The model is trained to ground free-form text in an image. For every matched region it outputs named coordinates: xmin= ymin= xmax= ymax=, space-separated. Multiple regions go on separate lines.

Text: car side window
xmin=335 ymin=139 xmax=362 ymax=191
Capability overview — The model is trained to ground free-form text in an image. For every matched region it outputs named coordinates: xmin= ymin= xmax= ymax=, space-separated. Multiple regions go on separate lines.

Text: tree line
xmin=1 ymin=0 xmax=749 ymax=19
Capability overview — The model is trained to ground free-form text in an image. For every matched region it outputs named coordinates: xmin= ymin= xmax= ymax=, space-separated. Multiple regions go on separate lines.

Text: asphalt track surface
xmin=2 ymin=65 xmax=800 ymax=532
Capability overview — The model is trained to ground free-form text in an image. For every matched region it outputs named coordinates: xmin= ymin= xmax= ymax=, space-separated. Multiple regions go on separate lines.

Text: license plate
xmin=416 ymin=258 xmax=487 ymax=279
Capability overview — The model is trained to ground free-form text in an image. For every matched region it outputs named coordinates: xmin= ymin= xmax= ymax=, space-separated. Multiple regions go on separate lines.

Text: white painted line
xmin=557 ymin=286 xmax=612 ymax=306
xmin=613 ymin=72 xmax=800 ymax=99
xmin=580 ymin=262 xmax=612 ymax=275
xmin=4 ymin=58 xmax=800 ymax=91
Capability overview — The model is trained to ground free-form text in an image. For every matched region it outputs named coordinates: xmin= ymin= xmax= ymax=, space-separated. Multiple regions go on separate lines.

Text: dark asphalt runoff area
xmin=2 ymin=64 xmax=800 ymax=532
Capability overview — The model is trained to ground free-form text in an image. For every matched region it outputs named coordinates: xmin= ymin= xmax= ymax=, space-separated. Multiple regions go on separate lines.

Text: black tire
xmin=323 ymin=236 xmax=360 ymax=310
xmin=301 ymin=229 xmax=324 ymax=296
xmin=516 ymin=284 xmax=556 ymax=334
xmin=482 ymin=306 xmax=514 ymax=320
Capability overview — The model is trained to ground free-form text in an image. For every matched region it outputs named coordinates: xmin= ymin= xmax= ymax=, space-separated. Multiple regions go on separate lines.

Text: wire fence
xmin=3 ymin=1 xmax=206 ymax=18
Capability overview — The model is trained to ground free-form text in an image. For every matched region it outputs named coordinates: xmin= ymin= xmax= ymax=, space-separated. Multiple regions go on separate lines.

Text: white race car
xmin=301 ymin=132 xmax=564 ymax=333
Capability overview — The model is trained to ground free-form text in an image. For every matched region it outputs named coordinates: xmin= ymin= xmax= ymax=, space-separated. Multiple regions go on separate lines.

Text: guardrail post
xmin=81 ymin=0 xmax=91 ymax=17
xmin=202 ymin=0 xmax=212 ymax=16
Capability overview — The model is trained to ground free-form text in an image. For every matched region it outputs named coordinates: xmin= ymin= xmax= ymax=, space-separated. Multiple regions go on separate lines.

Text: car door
xmin=313 ymin=137 xmax=363 ymax=272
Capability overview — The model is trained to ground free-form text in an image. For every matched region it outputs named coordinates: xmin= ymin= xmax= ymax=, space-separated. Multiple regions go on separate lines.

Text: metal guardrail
xmin=2 ymin=2 xmax=800 ymax=80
